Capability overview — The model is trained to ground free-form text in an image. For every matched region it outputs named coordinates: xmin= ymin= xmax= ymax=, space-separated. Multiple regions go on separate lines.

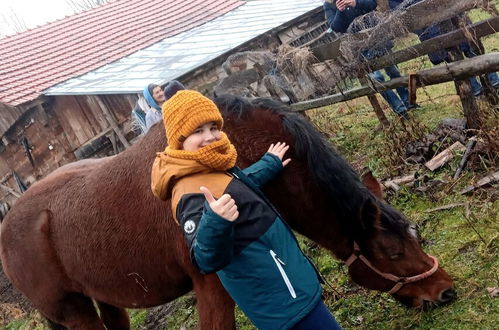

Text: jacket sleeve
xmin=241 ymin=153 xmax=283 ymax=188
xmin=355 ymin=0 xmax=377 ymax=11
xmin=177 ymin=194 xmax=235 ymax=274
xmin=324 ymin=2 xmax=349 ymax=33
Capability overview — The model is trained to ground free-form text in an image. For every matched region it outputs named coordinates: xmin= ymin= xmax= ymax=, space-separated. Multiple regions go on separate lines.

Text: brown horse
xmin=0 ymin=95 xmax=454 ymax=329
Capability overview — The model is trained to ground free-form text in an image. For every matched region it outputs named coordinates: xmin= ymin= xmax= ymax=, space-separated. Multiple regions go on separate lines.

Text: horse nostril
xmin=440 ymin=288 xmax=456 ymax=303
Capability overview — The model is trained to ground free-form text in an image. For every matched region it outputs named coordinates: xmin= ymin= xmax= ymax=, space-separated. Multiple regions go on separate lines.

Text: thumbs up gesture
xmin=200 ymin=186 xmax=239 ymax=222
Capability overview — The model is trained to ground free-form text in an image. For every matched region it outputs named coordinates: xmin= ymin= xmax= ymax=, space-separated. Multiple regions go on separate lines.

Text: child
xmin=151 ymin=90 xmax=341 ymax=329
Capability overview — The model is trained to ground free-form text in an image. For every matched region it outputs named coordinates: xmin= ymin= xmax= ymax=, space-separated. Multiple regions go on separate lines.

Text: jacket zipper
xmin=230 ymin=167 xmax=326 ymax=285
xmin=270 ymin=250 xmax=297 ymax=298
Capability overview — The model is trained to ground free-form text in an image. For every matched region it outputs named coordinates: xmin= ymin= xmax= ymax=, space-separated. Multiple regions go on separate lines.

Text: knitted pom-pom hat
xmin=162 ymin=90 xmax=223 ymax=149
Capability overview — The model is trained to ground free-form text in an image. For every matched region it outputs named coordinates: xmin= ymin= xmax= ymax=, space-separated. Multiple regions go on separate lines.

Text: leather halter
xmin=345 ymin=242 xmax=439 ymax=294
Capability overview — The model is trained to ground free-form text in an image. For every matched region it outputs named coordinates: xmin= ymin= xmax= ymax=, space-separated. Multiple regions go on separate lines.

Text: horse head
xmin=216 ymin=95 xmax=455 ymax=309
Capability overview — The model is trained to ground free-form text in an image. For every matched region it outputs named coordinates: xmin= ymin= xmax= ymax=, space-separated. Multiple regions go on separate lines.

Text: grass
xmin=3 ymin=6 xmax=499 ymax=330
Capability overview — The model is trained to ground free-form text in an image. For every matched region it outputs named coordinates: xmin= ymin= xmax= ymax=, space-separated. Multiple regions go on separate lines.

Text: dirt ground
xmin=0 ymin=266 xmax=33 ymax=325
xmin=0 ymin=264 xmax=178 ymax=328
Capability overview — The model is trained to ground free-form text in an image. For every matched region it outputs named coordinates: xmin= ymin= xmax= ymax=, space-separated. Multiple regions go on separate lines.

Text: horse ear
xmin=361 ymin=170 xmax=384 ymax=200
xmin=357 ymin=197 xmax=382 ymax=239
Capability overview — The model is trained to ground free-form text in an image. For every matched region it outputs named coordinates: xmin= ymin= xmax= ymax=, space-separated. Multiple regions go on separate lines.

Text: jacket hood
xmin=151 ymin=152 xmax=212 ymax=200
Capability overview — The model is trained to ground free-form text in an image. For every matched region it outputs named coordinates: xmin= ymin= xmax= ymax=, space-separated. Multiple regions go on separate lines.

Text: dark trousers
xmin=291 ymin=300 xmax=342 ymax=330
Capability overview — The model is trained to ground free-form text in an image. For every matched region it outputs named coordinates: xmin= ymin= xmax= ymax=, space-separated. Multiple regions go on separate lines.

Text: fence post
xmin=359 ymin=76 xmax=389 ymax=127
xmin=447 ymin=48 xmax=481 ymax=130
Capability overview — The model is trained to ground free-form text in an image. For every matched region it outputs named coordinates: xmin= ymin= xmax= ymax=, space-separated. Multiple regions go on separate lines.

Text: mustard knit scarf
xmin=164 ymin=132 xmax=237 ymax=171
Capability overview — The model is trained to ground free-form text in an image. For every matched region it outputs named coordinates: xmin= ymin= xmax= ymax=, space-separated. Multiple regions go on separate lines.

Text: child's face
xmin=182 ymin=121 xmax=221 ymax=151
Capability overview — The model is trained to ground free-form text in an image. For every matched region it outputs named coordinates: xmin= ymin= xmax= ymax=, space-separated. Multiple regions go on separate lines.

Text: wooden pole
xmin=95 ymin=96 xmax=131 ymax=148
xmin=359 ymin=76 xmax=389 ymax=127
xmin=291 ymin=52 xmax=499 ymax=112
xmin=447 ymin=48 xmax=481 ymax=130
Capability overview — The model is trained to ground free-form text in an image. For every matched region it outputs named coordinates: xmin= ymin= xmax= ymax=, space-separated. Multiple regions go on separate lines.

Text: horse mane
xmin=214 ymin=95 xmax=409 ymax=237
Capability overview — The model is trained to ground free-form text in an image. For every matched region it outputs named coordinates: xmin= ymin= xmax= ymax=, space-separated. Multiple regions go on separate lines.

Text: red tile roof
xmin=0 ymin=0 xmax=243 ymax=106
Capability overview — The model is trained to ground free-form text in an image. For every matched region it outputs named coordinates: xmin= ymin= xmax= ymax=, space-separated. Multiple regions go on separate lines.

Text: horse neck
xmin=110 ymin=123 xmax=166 ymax=171
xmin=276 ymin=175 xmax=357 ymax=261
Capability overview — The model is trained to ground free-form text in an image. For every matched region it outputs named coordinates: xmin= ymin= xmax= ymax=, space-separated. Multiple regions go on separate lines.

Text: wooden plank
xmin=0 ymin=183 xmax=21 ymax=198
xmin=291 ymin=52 xmax=499 ymax=111
xmin=365 ymin=17 xmax=499 ymax=75
xmin=425 ymin=141 xmax=465 ymax=171
xmin=95 ymin=96 xmax=130 ymax=148
xmin=77 ymin=96 xmax=108 ymax=132
xmin=313 ymin=0 xmax=482 ymax=62
xmin=460 ymin=171 xmax=499 ymax=195
xmin=100 ymin=94 xmax=136 ymax=123
xmin=53 ymin=96 xmax=96 ymax=147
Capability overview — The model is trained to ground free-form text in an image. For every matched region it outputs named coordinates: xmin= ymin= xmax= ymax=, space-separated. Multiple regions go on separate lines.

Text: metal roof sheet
xmin=0 ymin=0 xmax=243 ymax=106
xmin=45 ymin=0 xmax=322 ymax=95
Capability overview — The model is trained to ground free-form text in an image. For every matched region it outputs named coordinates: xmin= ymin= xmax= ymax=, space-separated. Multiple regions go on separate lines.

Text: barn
xmin=0 ymin=0 xmax=329 ymax=210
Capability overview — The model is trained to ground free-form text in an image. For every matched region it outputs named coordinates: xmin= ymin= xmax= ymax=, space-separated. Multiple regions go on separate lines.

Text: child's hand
xmin=268 ymin=142 xmax=291 ymax=167
xmin=200 ymin=186 xmax=239 ymax=222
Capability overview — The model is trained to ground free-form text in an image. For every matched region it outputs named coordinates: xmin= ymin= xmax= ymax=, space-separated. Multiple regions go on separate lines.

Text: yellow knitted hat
xmin=162 ymin=90 xmax=223 ymax=149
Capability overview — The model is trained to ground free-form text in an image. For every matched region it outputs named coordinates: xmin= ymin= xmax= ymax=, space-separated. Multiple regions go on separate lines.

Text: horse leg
xmin=96 ymin=301 xmax=130 ymax=330
xmin=41 ymin=292 xmax=106 ymax=329
xmin=192 ymin=274 xmax=236 ymax=330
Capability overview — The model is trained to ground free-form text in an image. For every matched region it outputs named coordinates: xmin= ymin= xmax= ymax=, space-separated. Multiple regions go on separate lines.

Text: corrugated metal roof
xmin=45 ymin=0 xmax=322 ymax=96
xmin=0 ymin=0 xmax=243 ymax=106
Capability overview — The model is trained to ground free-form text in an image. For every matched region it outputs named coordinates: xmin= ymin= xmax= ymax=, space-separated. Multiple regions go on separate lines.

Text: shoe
xmin=407 ymin=103 xmax=421 ymax=110
xmin=398 ymin=111 xmax=410 ymax=120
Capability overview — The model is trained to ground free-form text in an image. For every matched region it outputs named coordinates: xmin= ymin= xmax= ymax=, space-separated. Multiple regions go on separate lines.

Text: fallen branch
xmin=454 ymin=138 xmax=477 ymax=179
xmin=425 ymin=202 xmax=465 ymax=213
xmin=460 ymin=171 xmax=499 ymax=195
xmin=382 ymin=173 xmax=416 ymax=191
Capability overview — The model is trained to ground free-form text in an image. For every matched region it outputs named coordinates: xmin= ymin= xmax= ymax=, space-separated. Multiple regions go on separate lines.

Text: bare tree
xmin=65 ymin=0 xmax=110 ymax=13
xmin=0 ymin=8 xmax=28 ymax=36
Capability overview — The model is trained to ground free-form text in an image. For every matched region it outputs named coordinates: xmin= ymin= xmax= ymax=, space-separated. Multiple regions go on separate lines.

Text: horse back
xmin=0 ymin=156 xmax=194 ymax=308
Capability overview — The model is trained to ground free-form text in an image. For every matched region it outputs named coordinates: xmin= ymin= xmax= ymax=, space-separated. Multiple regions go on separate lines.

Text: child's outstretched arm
xmin=242 ymin=142 xmax=291 ymax=188
xmin=190 ymin=187 xmax=238 ymax=273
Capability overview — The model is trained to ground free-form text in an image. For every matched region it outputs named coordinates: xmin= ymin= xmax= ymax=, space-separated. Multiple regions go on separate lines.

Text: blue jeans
xmin=462 ymin=47 xmax=499 ymax=96
xmin=291 ymin=300 xmax=342 ymax=330
xmin=370 ymin=65 xmax=409 ymax=115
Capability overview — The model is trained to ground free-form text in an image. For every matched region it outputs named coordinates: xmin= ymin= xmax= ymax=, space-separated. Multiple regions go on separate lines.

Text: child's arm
xmin=179 ymin=187 xmax=238 ymax=274
xmin=242 ymin=142 xmax=291 ymax=188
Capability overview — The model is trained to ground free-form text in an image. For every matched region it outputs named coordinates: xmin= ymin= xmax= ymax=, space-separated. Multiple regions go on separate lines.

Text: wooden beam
xmin=0 ymin=183 xmax=21 ymax=198
xmin=313 ymin=0 xmax=484 ymax=62
xmin=291 ymin=52 xmax=499 ymax=111
xmin=359 ymin=76 xmax=389 ymax=127
xmin=364 ymin=17 xmax=499 ymax=75
xmin=95 ymin=96 xmax=131 ymax=148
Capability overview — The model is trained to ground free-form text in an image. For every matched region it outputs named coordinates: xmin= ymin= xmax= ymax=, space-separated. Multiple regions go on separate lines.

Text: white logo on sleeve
xmin=184 ymin=220 xmax=196 ymax=234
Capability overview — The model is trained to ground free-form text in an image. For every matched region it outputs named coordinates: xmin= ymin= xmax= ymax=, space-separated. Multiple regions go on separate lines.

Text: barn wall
xmin=0 ymin=10 xmax=324 ymax=205
xmin=0 ymin=93 xmax=138 ymax=205
xmin=0 ymin=103 xmax=25 ymax=137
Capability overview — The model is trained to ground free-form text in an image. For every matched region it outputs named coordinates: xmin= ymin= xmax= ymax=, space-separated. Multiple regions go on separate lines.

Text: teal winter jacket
xmin=172 ymin=153 xmax=322 ymax=330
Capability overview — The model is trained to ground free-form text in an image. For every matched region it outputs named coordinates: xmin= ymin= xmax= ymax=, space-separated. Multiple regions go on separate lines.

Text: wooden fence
xmin=290 ymin=0 xmax=499 ymax=129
